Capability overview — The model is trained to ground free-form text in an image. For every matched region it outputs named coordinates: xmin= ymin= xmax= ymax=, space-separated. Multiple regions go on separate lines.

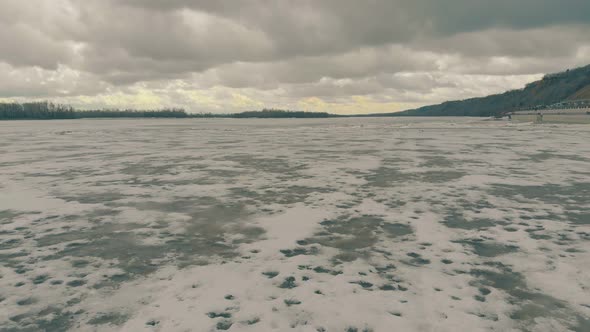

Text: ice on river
xmin=0 ymin=117 xmax=589 ymax=331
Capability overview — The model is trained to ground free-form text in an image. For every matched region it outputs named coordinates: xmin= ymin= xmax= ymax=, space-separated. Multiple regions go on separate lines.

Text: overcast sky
xmin=1 ymin=0 xmax=590 ymax=114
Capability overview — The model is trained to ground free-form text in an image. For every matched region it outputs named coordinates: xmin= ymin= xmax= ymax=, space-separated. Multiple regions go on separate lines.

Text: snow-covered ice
xmin=0 ymin=117 xmax=589 ymax=331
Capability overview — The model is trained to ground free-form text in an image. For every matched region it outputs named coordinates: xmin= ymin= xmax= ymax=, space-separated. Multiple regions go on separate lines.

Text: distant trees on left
xmin=0 ymin=102 xmax=189 ymax=120
xmin=0 ymin=102 xmax=77 ymax=119
xmin=0 ymin=102 xmax=333 ymax=120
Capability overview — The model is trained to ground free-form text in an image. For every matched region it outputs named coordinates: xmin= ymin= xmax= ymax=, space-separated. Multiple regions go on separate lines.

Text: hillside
xmin=567 ymin=84 xmax=590 ymax=100
xmin=392 ymin=64 xmax=590 ymax=117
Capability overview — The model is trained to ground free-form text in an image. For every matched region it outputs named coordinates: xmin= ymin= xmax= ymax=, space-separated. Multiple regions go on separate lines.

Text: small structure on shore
xmin=511 ymin=100 xmax=590 ymax=123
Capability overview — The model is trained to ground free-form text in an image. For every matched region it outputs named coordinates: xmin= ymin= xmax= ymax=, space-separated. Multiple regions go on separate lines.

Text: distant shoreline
xmin=1 ymin=102 xmax=351 ymax=120
xmin=0 ymin=114 xmax=495 ymax=120
xmin=0 ymin=101 xmax=492 ymax=120
xmin=0 ymin=101 xmax=418 ymax=120
xmin=3 ymin=64 xmax=589 ymax=120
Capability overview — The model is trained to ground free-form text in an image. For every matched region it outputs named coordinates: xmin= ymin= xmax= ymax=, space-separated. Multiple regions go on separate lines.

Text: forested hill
xmin=392 ymin=64 xmax=590 ymax=117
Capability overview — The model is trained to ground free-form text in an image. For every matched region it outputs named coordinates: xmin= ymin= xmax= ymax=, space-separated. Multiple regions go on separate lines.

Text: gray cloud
xmin=1 ymin=0 xmax=589 ymax=112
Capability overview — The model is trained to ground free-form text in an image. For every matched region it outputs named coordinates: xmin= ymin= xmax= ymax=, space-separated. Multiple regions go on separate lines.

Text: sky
xmin=1 ymin=0 xmax=590 ymax=114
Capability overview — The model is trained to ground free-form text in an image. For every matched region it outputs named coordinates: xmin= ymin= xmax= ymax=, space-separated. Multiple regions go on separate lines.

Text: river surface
xmin=0 ymin=117 xmax=589 ymax=331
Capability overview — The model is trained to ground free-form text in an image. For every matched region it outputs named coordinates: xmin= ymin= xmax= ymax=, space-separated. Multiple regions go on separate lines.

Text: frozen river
xmin=0 ymin=117 xmax=589 ymax=331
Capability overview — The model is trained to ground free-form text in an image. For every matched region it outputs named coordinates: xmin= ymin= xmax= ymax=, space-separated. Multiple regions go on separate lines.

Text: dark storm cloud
xmin=120 ymin=0 xmax=590 ymax=44
xmin=120 ymin=0 xmax=590 ymax=34
xmin=0 ymin=0 xmax=589 ymax=110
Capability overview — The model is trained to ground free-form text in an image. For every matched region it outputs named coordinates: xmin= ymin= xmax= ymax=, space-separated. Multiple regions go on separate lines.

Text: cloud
xmin=0 ymin=0 xmax=589 ymax=113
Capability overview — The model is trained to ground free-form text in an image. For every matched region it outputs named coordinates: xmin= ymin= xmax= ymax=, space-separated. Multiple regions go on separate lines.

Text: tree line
xmin=0 ymin=103 xmax=335 ymax=120
xmin=0 ymin=102 xmax=189 ymax=120
xmin=228 ymin=109 xmax=334 ymax=118
xmin=0 ymin=102 xmax=77 ymax=119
